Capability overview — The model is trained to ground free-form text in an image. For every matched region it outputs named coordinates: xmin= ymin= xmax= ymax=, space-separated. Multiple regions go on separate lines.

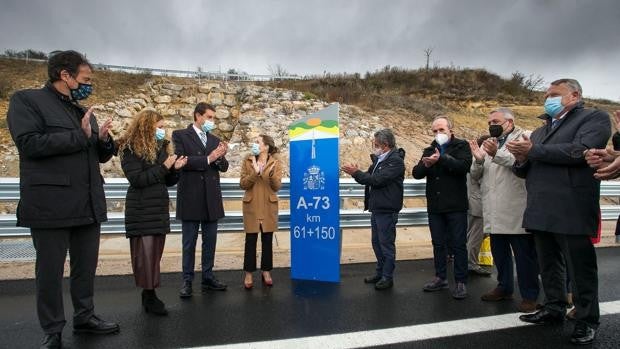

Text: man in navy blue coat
xmin=172 ymin=102 xmax=229 ymax=297
xmin=508 ymin=79 xmax=610 ymax=345
xmin=342 ymin=129 xmax=405 ymax=290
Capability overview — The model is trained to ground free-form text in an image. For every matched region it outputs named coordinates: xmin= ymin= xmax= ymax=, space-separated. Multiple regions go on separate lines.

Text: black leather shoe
xmin=73 ymin=315 xmax=120 ymax=334
xmin=374 ymin=278 xmax=393 ymax=290
xmin=202 ymin=278 xmax=227 ymax=292
xmin=519 ymin=309 xmax=564 ymax=325
xmin=40 ymin=333 xmax=61 ymax=349
xmin=570 ymin=322 xmax=596 ymax=345
xmin=179 ymin=282 xmax=193 ymax=298
xmin=364 ymin=275 xmax=382 ymax=284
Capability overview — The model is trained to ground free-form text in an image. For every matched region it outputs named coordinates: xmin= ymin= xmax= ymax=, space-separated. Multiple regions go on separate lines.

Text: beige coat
xmin=240 ymin=155 xmax=283 ymax=233
xmin=471 ymin=127 xmax=530 ymax=235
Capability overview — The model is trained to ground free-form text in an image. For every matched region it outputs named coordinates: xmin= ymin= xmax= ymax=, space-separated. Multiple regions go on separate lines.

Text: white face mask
xmin=435 ymin=133 xmax=450 ymax=145
xmin=373 ymin=147 xmax=384 ymax=157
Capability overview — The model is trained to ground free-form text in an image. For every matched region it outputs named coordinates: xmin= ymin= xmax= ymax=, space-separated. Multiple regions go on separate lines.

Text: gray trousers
xmin=31 ymin=223 xmax=100 ymax=334
xmin=466 ymin=214 xmax=485 ymax=269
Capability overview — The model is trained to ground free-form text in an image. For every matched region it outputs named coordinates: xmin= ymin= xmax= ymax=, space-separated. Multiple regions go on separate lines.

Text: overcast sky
xmin=1 ymin=0 xmax=618 ymax=101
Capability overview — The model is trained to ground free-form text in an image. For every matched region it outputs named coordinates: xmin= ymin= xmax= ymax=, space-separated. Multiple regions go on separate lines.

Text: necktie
xmin=199 ymin=132 xmax=207 ymax=147
xmin=551 ymin=119 xmax=559 ymax=129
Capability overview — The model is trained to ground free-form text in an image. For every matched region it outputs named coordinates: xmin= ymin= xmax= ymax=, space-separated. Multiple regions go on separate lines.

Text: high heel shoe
xmin=243 ymin=273 xmax=253 ymax=290
xmin=142 ymin=289 xmax=168 ymax=316
xmin=261 ymin=272 xmax=273 ymax=287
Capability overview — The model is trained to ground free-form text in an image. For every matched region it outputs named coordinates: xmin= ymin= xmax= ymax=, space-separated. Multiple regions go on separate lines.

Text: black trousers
xmin=243 ymin=231 xmax=273 ymax=272
xmin=532 ymin=231 xmax=599 ymax=326
xmin=31 ymin=223 xmax=101 ymax=334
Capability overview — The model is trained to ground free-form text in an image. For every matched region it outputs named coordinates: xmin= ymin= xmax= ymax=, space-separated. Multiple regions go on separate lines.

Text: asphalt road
xmin=0 ymin=247 xmax=618 ymax=349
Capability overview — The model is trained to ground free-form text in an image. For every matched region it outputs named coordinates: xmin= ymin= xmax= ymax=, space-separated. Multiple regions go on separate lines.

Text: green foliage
xmin=303 ymin=92 xmax=318 ymax=100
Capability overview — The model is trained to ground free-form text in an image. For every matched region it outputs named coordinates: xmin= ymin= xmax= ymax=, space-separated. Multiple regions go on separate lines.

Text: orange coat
xmin=240 ymin=155 xmax=283 ymax=233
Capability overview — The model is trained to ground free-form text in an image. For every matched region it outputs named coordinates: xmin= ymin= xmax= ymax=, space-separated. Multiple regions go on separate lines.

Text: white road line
xmin=190 ymin=300 xmax=620 ymax=349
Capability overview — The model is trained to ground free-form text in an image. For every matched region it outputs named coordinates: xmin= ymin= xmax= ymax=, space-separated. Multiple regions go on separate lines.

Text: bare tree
xmin=268 ymin=64 xmax=289 ymax=78
xmin=511 ymin=71 xmax=545 ymax=93
xmin=523 ymin=74 xmax=545 ymax=93
xmin=424 ymin=47 xmax=434 ymax=71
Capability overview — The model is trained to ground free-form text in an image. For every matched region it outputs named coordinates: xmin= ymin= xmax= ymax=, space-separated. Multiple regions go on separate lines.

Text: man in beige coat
xmin=469 ymin=108 xmax=540 ymax=313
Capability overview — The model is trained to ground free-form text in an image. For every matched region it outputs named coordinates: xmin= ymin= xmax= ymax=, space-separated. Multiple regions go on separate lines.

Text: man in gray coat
xmin=466 ymin=136 xmax=491 ymax=277
xmin=507 ymin=79 xmax=610 ymax=345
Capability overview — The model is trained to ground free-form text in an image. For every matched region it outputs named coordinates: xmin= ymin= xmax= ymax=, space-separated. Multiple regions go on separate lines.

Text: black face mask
xmin=489 ymin=124 xmax=504 ymax=138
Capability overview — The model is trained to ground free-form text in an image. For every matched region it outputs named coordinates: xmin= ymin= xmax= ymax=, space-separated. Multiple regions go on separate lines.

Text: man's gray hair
xmin=432 ymin=115 xmax=453 ymax=129
xmin=491 ymin=107 xmax=515 ymax=120
xmin=374 ymin=128 xmax=396 ymax=149
xmin=551 ymin=78 xmax=583 ymax=98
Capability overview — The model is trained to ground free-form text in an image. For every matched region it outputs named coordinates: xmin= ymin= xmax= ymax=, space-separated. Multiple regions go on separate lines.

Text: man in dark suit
xmin=412 ymin=116 xmax=472 ymax=300
xmin=172 ymin=102 xmax=229 ymax=297
xmin=7 ymin=50 xmax=119 ymax=349
xmin=507 ymin=79 xmax=610 ymax=345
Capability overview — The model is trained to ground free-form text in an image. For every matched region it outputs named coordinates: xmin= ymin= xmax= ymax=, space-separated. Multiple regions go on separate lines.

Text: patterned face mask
xmin=70 ymin=83 xmax=93 ymax=100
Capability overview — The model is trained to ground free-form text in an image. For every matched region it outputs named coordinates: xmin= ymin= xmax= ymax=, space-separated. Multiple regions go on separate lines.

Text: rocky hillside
xmin=2 ymin=58 xmax=619 ymax=179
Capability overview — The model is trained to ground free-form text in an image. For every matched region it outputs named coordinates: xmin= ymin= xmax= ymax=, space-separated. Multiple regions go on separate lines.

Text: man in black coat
xmin=7 ymin=50 xmax=119 ymax=349
xmin=412 ymin=116 xmax=472 ymax=300
xmin=508 ymin=79 xmax=611 ymax=345
xmin=342 ymin=129 xmax=405 ymax=290
xmin=172 ymin=102 xmax=229 ymax=297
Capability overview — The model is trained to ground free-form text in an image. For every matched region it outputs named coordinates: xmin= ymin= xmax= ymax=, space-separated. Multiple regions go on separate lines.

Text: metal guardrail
xmin=0 ymin=56 xmax=303 ymax=81
xmin=0 ymin=178 xmax=618 ymax=237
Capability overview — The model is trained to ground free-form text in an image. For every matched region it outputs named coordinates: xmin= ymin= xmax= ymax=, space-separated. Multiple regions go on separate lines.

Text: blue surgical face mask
xmin=251 ymin=143 xmax=260 ymax=155
xmin=202 ymin=120 xmax=215 ymax=133
xmin=544 ymin=96 xmax=564 ymax=118
xmin=155 ymin=128 xmax=166 ymax=141
xmin=70 ymin=83 xmax=93 ymax=100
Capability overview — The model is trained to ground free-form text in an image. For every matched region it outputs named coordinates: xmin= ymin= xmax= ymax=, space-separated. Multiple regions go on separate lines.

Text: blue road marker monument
xmin=289 ymin=103 xmax=341 ymax=282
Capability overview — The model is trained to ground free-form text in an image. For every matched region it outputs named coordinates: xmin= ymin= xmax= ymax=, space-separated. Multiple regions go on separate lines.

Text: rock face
xmin=0 ymin=78 xmax=441 ymax=179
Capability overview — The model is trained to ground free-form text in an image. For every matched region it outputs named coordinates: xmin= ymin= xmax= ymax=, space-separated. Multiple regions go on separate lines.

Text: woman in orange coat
xmin=240 ymin=134 xmax=283 ymax=289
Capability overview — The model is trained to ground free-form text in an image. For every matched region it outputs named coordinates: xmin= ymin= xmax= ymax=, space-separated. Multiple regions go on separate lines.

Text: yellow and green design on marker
xmin=289 ymin=117 xmax=339 ymax=140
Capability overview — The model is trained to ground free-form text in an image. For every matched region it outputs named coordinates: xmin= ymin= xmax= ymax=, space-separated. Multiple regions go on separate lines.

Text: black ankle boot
xmin=143 ymin=289 xmax=168 ymax=316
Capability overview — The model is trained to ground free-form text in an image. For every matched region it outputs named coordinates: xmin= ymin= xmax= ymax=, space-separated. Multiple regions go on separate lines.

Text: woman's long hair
xmin=117 ymin=110 xmax=167 ymax=163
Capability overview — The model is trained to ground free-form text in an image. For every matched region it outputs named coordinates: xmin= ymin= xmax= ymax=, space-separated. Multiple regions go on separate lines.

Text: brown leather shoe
xmin=517 ymin=299 xmax=539 ymax=313
xmin=480 ymin=288 xmax=513 ymax=301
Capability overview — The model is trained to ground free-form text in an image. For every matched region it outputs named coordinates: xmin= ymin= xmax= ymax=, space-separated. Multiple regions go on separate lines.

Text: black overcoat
xmin=7 ymin=83 xmax=115 ymax=228
xmin=172 ymin=124 xmax=228 ymax=221
xmin=121 ymin=140 xmax=179 ymax=237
